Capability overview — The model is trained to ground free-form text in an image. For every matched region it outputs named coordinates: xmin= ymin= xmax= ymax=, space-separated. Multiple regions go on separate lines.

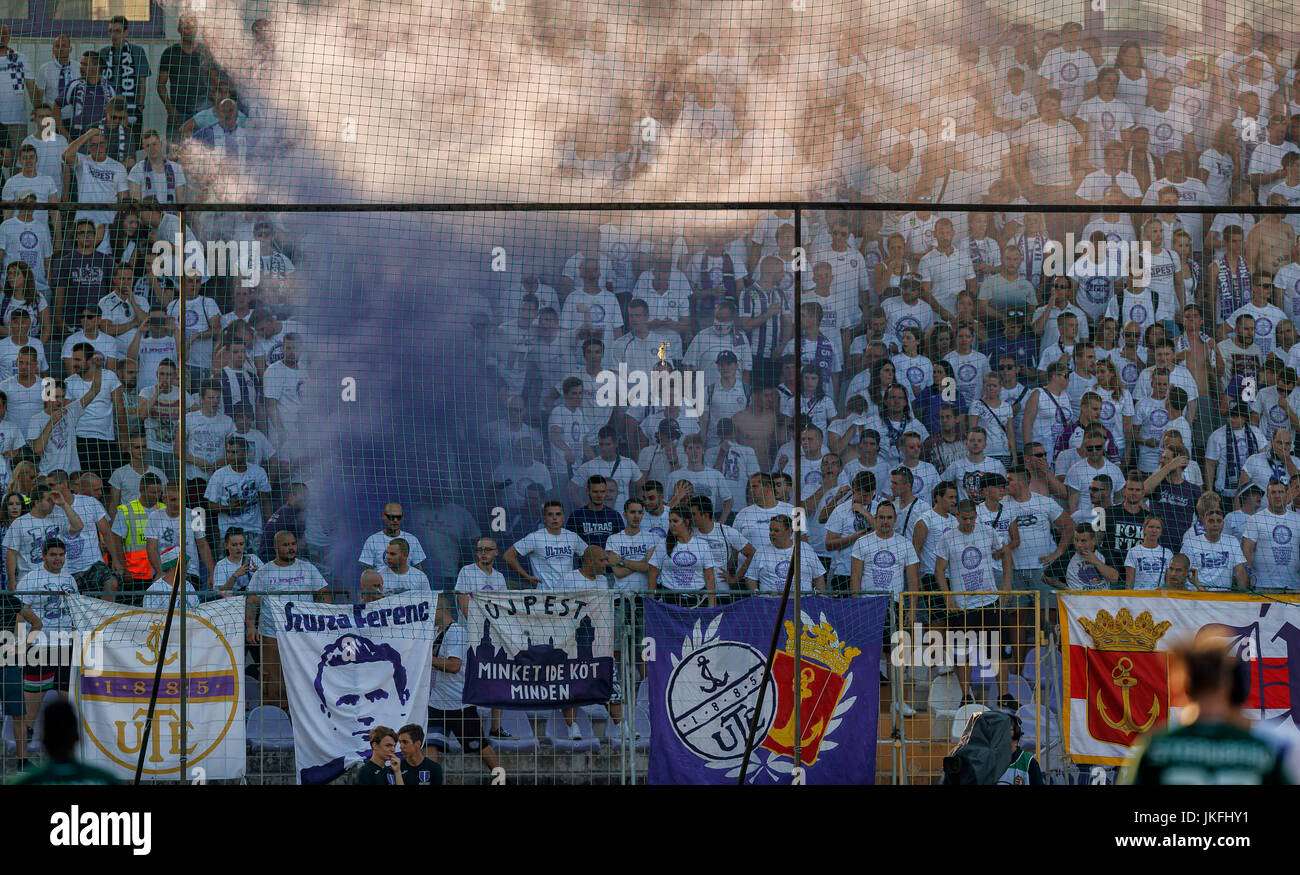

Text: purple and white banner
xmin=462 ymin=589 xmax=616 ymax=709
xmin=69 ymin=594 xmax=247 ymax=781
xmin=268 ymin=593 xmax=435 ymax=784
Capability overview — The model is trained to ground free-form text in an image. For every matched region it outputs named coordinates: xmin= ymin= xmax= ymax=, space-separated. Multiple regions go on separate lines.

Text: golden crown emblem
xmin=1079 ymin=608 xmax=1172 ymax=652
xmin=782 ymin=620 xmax=860 ymax=674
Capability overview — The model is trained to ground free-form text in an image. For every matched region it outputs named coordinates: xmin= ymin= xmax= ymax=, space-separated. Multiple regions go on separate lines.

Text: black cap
xmin=716 ymin=350 xmax=738 ymax=364
xmin=1228 ymin=401 xmax=1251 ymax=418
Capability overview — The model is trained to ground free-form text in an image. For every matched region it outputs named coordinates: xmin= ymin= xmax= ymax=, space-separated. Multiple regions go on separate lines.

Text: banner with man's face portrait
xmin=267 ymin=593 xmax=435 ymax=784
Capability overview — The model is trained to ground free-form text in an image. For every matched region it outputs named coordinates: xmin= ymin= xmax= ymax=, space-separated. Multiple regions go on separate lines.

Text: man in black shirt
xmin=157 ymin=13 xmax=211 ymax=139
xmin=355 ymin=725 xmax=404 ymax=786
xmin=398 ymin=723 xmax=443 ymax=786
xmin=98 ymin=16 xmax=151 ymax=142
xmin=1099 ymin=470 xmax=1148 ymax=570
xmin=51 ymin=219 xmax=114 ymax=334
xmin=565 ymin=475 xmax=623 ymax=550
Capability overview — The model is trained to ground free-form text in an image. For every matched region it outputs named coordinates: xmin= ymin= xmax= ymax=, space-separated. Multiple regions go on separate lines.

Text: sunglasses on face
xmin=1030 ymin=451 xmax=1046 ymax=458
xmin=1086 ymin=443 xmax=1103 ymax=451
xmin=385 ymin=514 xmax=402 ymax=520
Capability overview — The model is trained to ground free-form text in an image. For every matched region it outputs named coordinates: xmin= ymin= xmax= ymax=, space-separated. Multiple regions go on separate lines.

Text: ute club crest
xmin=647 ymin=596 xmax=887 ymax=784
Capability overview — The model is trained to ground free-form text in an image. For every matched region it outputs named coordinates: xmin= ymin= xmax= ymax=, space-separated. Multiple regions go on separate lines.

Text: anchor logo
xmin=136 ymin=620 xmax=178 ymax=667
xmin=696 ymin=655 xmax=728 ymax=693
xmin=1097 ymin=656 xmax=1159 ymax=734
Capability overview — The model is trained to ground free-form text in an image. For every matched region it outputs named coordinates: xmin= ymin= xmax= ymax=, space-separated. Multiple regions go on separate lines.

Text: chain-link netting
xmin=0 ymin=1 xmax=1295 ymax=786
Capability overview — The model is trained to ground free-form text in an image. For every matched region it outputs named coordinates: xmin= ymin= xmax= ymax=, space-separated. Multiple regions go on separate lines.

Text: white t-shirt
xmin=204 ymin=463 xmax=271 ymax=537
xmin=0 ymin=215 xmax=54 ymax=290
xmin=358 ymin=529 xmax=428 ymax=570
xmin=214 ymin=553 xmax=263 ymax=595
xmin=648 ymin=536 xmax=718 ymax=591
xmin=247 ymin=559 xmax=329 ymax=638
xmin=1020 ymin=117 xmax=1082 ymax=187
xmin=453 ymin=562 xmax=507 ymax=595
xmin=941 ymin=456 xmax=1007 ymax=504
xmin=571 ymin=455 xmax=639 ymax=502
xmin=917 ymin=508 xmax=958 ymax=576
xmin=692 ymin=523 xmax=749 ymax=595
xmin=1065 ymin=554 xmax=1111 ymax=591
xmin=73 ymin=153 xmax=128 ymax=207
xmin=143 ymin=508 xmax=201 ymax=579
xmin=59 ymin=493 xmax=106 ymax=575
xmin=731 ymin=501 xmax=795 ymax=549
xmin=16 ymin=565 xmax=77 ymax=632
xmin=377 ymin=564 xmax=432 ymax=595
xmin=549 ymin=568 xmax=608 ymax=591
xmin=64 ymin=369 xmax=120 ymax=441
xmin=746 ymin=541 xmax=825 ymax=594
xmin=851 ymin=531 xmax=919 ymax=601
xmin=0 ymin=338 xmax=47 ymax=380
xmin=1242 ymin=508 xmax=1300 ymax=590
xmin=604 ymin=530 xmax=662 ymax=594
xmin=142 ymin=577 xmax=199 ymax=612
xmin=967 ymin=398 xmax=1014 ymax=459
xmin=1205 ymin=425 xmax=1268 ymax=492
xmin=1124 ymin=543 xmax=1173 ymax=590
xmin=183 ymin=409 xmax=235 ymax=481
xmin=825 ymin=498 xmax=871 ymax=578
xmin=918 ymin=247 xmax=976 ymax=315
xmin=2 ymin=509 xmax=71 ymax=582
xmin=127 ymin=159 xmax=187 ymax=203
xmin=27 ymin=402 xmax=84 ymax=474
xmin=937 ymin=524 xmax=1004 ymax=609
xmin=1180 ymin=531 xmax=1246 ymax=592
xmin=167 ymin=296 xmax=222 ymax=369
xmin=1005 ymin=493 xmax=1063 ymax=570
xmin=1066 ymin=458 xmax=1124 ymax=521
xmin=511 ymin=528 xmax=588 ymax=588
xmin=1242 ymin=452 xmax=1300 ymax=491
xmin=427 ymin=622 xmax=468 ymax=711
xmin=0 ymin=51 xmax=32 ymax=125
xmin=665 ymin=466 xmax=733 ymax=515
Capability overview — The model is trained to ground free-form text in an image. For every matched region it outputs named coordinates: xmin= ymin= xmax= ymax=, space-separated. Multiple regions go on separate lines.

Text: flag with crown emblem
xmin=645 ymin=595 xmax=888 ymax=784
xmin=1060 ymin=591 xmax=1300 ymax=764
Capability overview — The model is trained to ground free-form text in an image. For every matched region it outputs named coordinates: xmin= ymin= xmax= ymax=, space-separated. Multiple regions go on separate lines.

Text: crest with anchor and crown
xmin=1079 ymin=608 xmax=1172 ymax=746
xmin=758 ymin=619 xmax=861 ymax=767
xmin=664 ymin=610 xmax=861 ymax=782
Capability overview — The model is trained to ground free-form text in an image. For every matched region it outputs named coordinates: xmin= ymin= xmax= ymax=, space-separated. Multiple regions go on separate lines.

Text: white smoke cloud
xmin=183 ymin=0 xmax=1009 ymax=209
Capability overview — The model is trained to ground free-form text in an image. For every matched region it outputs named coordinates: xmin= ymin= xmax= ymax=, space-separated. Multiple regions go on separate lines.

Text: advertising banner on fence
xmin=646 ymin=595 xmax=888 ymax=784
xmin=69 ymin=594 xmax=246 ymax=781
xmin=462 ymin=589 xmax=616 ymax=708
xmin=267 ymin=593 xmax=435 ymax=784
xmin=1060 ymin=591 xmax=1300 ymax=765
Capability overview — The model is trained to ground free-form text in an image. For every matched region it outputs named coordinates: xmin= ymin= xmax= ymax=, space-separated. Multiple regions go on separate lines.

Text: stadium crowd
xmin=2 ymin=12 xmax=1300 ymax=763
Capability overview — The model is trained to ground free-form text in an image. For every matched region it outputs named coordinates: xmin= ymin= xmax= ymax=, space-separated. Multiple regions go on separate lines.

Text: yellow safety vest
xmin=118 ymin=498 xmax=162 ymax=580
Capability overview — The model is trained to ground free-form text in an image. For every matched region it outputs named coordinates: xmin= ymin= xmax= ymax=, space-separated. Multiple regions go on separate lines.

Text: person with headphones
xmin=998 ymin=714 xmax=1045 ymax=785
xmin=1123 ymin=634 xmax=1296 ymax=784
